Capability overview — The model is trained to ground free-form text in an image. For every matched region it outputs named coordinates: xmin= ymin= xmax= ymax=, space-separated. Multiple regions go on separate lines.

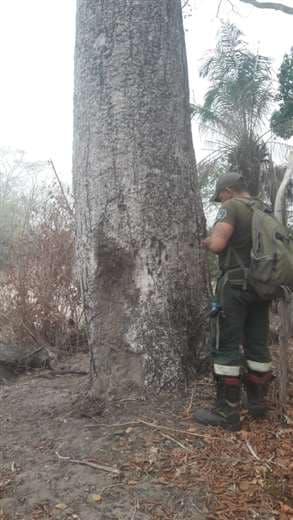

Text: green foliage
xmin=271 ymin=47 xmax=293 ymax=140
xmin=193 ymin=23 xmax=274 ymax=196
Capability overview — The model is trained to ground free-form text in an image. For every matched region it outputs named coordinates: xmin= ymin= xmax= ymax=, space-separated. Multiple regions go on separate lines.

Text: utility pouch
xmin=226 ymin=267 xmax=248 ymax=289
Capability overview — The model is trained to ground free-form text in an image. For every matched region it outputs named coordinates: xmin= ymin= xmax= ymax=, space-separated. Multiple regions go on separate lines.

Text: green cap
xmin=210 ymin=172 xmax=244 ymax=203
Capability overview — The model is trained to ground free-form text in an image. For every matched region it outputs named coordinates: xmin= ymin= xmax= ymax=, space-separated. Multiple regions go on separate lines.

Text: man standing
xmin=194 ymin=172 xmax=273 ymax=431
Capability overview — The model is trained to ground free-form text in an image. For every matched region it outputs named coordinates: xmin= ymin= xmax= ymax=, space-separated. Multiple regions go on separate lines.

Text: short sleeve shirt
xmin=214 ymin=198 xmax=262 ymax=272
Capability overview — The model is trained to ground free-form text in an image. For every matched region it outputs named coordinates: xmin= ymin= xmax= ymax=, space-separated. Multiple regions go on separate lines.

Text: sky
xmin=0 ymin=0 xmax=292 ymax=181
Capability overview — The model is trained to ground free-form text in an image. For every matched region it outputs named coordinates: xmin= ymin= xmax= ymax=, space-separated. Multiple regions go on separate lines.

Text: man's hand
xmin=201 ymin=237 xmax=212 ymax=249
xmin=201 ymin=222 xmax=234 ymax=253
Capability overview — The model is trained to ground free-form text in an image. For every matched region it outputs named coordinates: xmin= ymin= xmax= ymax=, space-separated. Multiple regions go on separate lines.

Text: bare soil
xmin=0 ymin=352 xmax=292 ymax=520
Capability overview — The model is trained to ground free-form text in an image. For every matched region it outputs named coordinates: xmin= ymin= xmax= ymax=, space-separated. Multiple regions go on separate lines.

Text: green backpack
xmin=230 ymin=199 xmax=293 ymax=300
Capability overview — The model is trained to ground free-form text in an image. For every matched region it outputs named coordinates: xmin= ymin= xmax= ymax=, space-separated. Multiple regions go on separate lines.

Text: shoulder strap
xmin=232 ymin=197 xmax=256 ymax=209
xmin=223 ymin=244 xmax=247 ymax=271
xmin=223 ymin=197 xmax=253 ymax=281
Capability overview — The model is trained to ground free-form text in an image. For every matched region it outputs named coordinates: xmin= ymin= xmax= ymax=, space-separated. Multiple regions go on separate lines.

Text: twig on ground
xmin=131 ymin=499 xmax=139 ymax=520
xmin=101 ymin=421 xmax=142 ymax=428
xmin=159 ymin=431 xmax=193 ymax=451
xmin=245 ymin=440 xmax=271 ymax=470
xmin=100 ymin=483 xmax=126 ymax=495
xmin=43 ymin=369 xmax=88 ymax=376
xmin=55 ymin=451 xmax=120 ymax=475
xmin=138 ymin=418 xmax=208 ymax=439
xmin=101 ymin=418 xmax=209 ymax=438
xmin=114 ymin=397 xmax=145 ymax=402
xmin=245 ymin=440 xmax=261 ymax=461
xmin=184 ymin=388 xmax=195 ymax=416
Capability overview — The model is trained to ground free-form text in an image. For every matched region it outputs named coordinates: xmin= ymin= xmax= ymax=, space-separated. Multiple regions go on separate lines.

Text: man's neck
xmin=232 ymin=191 xmax=251 ymax=199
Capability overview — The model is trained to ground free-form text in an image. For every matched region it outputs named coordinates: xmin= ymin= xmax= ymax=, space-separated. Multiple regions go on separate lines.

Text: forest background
xmin=0 ymin=0 xmax=292 ymax=353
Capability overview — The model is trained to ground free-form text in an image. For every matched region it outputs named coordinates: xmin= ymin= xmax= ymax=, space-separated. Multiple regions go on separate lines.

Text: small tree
xmin=271 ymin=47 xmax=293 ymax=140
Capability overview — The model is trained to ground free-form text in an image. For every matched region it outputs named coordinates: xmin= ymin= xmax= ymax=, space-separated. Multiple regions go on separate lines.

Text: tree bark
xmin=274 ymin=151 xmax=293 ymax=413
xmin=73 ymin=0 xmax=210 ymax=400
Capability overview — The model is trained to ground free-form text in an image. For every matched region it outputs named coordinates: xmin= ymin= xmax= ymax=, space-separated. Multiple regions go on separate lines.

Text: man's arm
xmin=202 ymin=221 xmax=234 ymax=253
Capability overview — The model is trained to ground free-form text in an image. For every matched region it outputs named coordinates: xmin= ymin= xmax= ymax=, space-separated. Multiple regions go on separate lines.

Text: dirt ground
xmin=0 ymin=352 xmax=292 ymax=520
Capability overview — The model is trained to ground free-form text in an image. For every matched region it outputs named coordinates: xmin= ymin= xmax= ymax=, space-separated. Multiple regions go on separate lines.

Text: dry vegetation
xmin=0 ymin=171 xmax=86 ymax=355
xmin=0 ymin=356 xmax=292 ymax=519
xmin=0 ymin=153 xmax=292 ymax=519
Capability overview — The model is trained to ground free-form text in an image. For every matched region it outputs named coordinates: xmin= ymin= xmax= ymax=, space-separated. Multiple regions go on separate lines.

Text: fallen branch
xmin=187 ymin=388 xmax=195 ymax=415
xmin=246 ymin=440 xmax=261 ymax=461
xmin=102 ymin=418 xmax=208 ymax=438
xmin=100 ymin=483 xmax=126 ymax=495
xmin=102 ymin=421 xmax=142 ymax=428
xmin=245 ymin=440 xmax=272 ymax=470
xmin=55 ymin=451 xmax=120 ymax=475
xmin=19 ymin=347 xmax=47 ymax=362
xmin=44 ymin=369 xmax=88 ymax=376
xmin=159 ymin=431 xmax=193 ymax=451
xmin=138 ymin=418 xmax=208 ymax=439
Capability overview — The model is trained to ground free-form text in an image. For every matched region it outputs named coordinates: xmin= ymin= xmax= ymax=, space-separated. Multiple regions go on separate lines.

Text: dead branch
xmin=101 ymin=418 xmax=209 ymax=438
xmin=181 ymin=0 xmax=190 ymax=9
xmin=184 ymin=388 xmax=195 ymax=416
xmin=19 ymin=347 xmax=47 ymax=362
xmin=159 ymin=431 xmax=193 ymax=451
xmin=217 ymin=0 xmax=224 ymax=16
xmin=36 ymin=369 xmax=88 ymax=378
xmin=246 ymin=440 xmax=261 ymax=461
xmin=55 ymin=451 xmax=120 ymax=475
xmin=48 ymin=159 xmax=74 ymax=217
xmin=50 ymin=369 xmax=88 ymax=376
xmin=137 ymin=418 xmax=209 ymax=439
xmin=238 ymin=0 xmax=293 ymax=14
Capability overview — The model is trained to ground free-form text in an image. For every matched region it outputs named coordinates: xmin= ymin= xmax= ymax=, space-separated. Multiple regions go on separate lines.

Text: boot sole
xmin=249 ymin=410 xmax=267 ymax=419
xmin=194 ymin=415 xmax=241 ymax=432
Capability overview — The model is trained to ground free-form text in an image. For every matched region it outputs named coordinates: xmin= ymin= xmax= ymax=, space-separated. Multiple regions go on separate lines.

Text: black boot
xmin=193 ymin=376 xmax=241 ymax=432
xmin=244 ymin=370 xmax=273 ymax=418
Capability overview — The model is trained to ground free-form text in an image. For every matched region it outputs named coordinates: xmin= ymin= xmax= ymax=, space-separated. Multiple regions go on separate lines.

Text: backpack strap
xmin=222 ymin=198 xmax=256 ymax=289
xmin=223 ymin=247 xmax=249 ymax=290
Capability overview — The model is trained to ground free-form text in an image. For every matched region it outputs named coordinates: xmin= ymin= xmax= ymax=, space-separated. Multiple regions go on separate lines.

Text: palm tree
xmin=193 ymin=23 xmax=274 ymax=196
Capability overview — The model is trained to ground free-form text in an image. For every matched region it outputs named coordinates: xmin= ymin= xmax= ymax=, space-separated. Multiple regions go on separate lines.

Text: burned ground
xmin=0 ymin=350 xmax=292 ymax=520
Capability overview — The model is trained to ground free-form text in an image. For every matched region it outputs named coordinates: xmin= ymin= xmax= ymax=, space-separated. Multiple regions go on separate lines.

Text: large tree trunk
xmin=73 ymin=0 xmax=209 ymax=400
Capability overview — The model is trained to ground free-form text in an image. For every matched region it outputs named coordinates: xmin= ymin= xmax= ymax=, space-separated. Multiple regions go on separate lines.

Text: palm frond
xmin=194 ymin=22 xmax=275 ymax=195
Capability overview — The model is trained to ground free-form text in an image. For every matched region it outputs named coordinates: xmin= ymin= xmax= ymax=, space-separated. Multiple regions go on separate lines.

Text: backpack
xmin=230 ymin=199 xmax=293 ymax=300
